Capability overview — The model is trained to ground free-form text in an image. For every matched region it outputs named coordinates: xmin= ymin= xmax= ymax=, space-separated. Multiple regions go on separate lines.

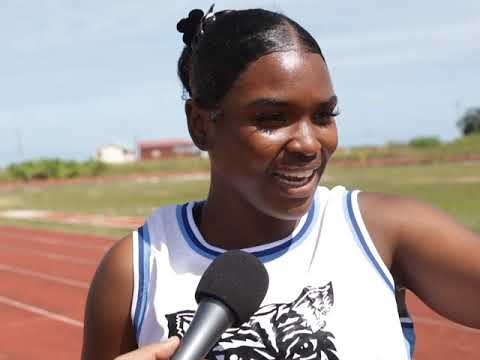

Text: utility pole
xmin=454 ymin=100 xmax=463 ymax=137
xmin=15 ymin=127 xmax=24 ymax=161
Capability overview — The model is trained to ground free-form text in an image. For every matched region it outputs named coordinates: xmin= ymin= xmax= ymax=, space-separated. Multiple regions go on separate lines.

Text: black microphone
xmin=171 ymin=250 xmax=269 ymax=360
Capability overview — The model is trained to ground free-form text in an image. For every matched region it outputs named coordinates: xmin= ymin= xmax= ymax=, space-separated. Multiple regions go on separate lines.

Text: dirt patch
xmin=410 ymin=176 xmax=480 ymax=185
xmin=0 ymin=209 xmax=144 ymax=229
xmin=0 ymin=172 xmax=210 ymax=191
xmin=331 ymin=154 xmax=480 ymax=168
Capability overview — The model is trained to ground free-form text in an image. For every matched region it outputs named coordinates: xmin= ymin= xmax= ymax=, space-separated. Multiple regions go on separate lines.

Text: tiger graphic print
xmin=166 ymin=282 xmax=339 ymax=360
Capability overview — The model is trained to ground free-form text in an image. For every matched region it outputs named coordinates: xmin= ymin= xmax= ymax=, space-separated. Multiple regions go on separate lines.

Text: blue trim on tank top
xmin=346 ymin=191 xmax=395 ymax=293
xmin=400 ymin=318 xmax=416 ymax=359
xmin=133 ymin=224 xmax=151 ymax=341
xmin=176 ymin=198 xmax=318 ymax=262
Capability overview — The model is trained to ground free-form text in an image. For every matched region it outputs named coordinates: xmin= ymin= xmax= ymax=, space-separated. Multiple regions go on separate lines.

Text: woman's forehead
xmin=225 ymin=50 xmax=334 ymax=105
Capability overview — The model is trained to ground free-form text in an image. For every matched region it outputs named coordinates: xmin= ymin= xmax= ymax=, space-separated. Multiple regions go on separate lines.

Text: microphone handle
xmin=171 ymin=298 xmax=235 ymax=360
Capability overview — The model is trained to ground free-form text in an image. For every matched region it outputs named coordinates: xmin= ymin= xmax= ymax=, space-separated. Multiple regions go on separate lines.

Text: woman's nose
xmin=285 ymin=120 xmax=321 ymax=160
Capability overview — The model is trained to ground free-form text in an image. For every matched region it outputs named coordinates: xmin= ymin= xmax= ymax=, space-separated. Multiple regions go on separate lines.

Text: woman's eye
xmin=314 ymin=105 xmax=340 ymax=125
xmin=255 ymin=112 xmax=288 ymax=123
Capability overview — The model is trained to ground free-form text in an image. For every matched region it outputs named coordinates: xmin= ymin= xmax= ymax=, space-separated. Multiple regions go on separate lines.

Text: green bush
xmin=7 ymin=159 xmax=106 ymax=181
xmin=457 ymin=108 xmax=480 ymax=136
xmin=408 ymin=136 xmax=442 ymax=148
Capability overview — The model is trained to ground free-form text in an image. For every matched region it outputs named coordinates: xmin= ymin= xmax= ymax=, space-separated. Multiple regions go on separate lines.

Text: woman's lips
xmin=272 ymin=170 xmax=315 ymax=187
xmin=271 ymin=167 xmax=320 ymax=197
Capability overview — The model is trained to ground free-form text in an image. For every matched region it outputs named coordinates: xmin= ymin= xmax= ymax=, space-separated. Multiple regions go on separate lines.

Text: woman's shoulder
xmin=358 ymin=191 xmax=440 ymax=234
xmin=96 ymin=234 xmax=134 ymax=288
xmin=82 ymin=234 xmax=137 ymax=358
xmin=87 ymin=234 xmax=134 ymax=321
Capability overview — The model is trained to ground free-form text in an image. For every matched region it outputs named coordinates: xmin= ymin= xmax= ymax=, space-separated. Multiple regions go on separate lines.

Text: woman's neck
xmin=195 ymin=190 xmax=299 ymax=250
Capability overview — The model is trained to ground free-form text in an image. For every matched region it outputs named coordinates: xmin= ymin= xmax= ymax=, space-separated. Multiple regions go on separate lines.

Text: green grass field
xmin=1 ymin=134 xmax=479 ymax=182
xmin=324 ymin=162 xmax=480 ymax=231
xmin=0 ymin=161 xmax=478 ymax=237
xmin=333 ymin=133 xmax=480 ymax=162
xmin=0 ymin=157 xmax=211 ymax=182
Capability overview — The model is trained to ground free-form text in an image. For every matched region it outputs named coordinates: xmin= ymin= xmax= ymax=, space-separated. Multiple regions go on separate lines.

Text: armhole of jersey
xmin=130 ymin=229 xmax=140 ymax=337
xmin=400 ymin=316 xmax=416 ymax=359
xmin=130 ymin=224 xmax=152 ymax=344
xmin=346 ymin=190 xmax=395 ymax=293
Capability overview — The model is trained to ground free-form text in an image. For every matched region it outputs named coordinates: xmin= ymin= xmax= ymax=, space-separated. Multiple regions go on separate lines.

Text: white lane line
xmin=0 ymin=264 xmax=89 ymax=289
xmin=0 ymin=244 xmax=98 ymax=265
xmin=0 ymin=232 xmax=109 ymax=251
xmin=0 ymin=295 xmax=83 ymax=328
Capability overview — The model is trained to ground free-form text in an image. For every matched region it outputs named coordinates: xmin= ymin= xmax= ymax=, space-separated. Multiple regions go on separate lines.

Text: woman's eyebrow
xmin=245 ymin=98 xmax=290 ymax=108
xmin=245 ymin=95 xmax=338 ymax=109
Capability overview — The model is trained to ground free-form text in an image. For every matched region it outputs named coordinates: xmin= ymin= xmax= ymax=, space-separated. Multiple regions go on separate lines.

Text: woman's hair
xmin=177 ymin=7 xmax=325 ymax=109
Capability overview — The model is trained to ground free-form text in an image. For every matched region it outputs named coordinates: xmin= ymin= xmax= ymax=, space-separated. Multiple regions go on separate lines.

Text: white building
xmin=95 ymin=144 xmax=136 ymax=164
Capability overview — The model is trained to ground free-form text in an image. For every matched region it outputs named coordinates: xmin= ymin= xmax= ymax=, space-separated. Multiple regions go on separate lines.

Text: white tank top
xmin=131 ymin=186 xmax=413 ymax=359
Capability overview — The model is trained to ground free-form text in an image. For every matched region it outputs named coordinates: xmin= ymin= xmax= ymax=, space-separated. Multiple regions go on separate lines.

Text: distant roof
xmin=138 ymin=139 xmax=194 ymax=149
xmin=98 ymin=143 xmax=135 ymax=151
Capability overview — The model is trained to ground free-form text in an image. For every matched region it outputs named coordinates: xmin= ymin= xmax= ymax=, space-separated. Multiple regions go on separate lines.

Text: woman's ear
xmin=185 ymin=100 xmax=214 ymax=151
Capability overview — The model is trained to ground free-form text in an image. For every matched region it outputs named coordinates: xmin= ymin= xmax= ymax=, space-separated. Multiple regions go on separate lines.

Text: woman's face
xmin=208 ymin=50 xmax=338 ymax=220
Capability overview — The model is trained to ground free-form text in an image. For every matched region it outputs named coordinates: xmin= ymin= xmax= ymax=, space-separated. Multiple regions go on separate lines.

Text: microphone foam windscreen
xmin=195 ymin=250 xmax=269 ymax=326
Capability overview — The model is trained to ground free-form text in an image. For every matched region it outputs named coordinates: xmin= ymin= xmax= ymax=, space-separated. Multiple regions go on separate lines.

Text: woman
xmin=82 ymin=6 xmax=480 ymax=360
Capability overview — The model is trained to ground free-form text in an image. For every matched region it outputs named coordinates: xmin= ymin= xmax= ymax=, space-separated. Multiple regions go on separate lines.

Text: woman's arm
xmin=82 ymin=235 xmax=138 ymax=359
xmin=359 ymin=192 xmax=480 ymax=328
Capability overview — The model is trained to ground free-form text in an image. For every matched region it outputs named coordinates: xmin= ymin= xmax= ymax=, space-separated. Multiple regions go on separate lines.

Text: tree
xmin=457 ymin=107 xmax=480 ymax=136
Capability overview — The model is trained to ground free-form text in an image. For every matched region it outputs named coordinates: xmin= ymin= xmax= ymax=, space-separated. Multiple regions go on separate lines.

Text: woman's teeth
xmin=273 ymin=169 xmax=316 ymax=186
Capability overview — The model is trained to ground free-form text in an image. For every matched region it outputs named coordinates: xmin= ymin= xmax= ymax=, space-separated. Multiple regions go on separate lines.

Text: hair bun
xmin=177 ymin=9 xmax=204 ymax=46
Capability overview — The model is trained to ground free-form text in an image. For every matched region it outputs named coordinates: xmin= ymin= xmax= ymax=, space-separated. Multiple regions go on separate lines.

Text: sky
xmin=1 ymin=0 xmax=479 ymax=167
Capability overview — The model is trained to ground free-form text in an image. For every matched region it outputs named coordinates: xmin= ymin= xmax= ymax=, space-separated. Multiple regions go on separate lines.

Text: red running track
xmin=0 ymin=226 xmax=479 ymax=359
